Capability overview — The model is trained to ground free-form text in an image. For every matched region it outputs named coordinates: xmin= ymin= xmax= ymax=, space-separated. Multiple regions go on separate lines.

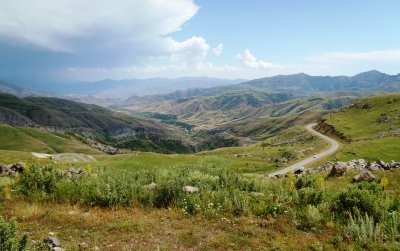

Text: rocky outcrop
xmin=314 ymin=119 xmax=350 ymax=142
xmin=352 ymin=170 xmax=375 ymax=182
xmin=268 ymin=159 xmax=400 ymax=179
xmin=0 ymin=163 xmax=25 ymax=176
xmin=330 ymin=162 xmax=348 ymax=176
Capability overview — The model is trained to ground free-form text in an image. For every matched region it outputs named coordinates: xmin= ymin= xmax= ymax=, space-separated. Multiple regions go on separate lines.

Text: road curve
xmin=265 ymin=123 xmax=339 ymax=178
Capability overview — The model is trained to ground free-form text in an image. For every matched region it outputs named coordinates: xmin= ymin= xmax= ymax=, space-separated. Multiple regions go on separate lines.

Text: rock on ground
xmin=352 ymin=170 xmax=375 ymax=182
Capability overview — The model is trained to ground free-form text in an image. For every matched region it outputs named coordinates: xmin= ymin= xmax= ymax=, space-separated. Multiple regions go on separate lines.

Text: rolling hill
xmin=0 ymin=124 xmax=103 ymax=154
xmin=0 ymin=93 xmax=193 ymax=153
xmin=315 ymin=93 xmax=400 ymax=161
xmin=0 ymin=80 xmax=51 ymax=97
xmin=120 ymin=70 xmax=400 ymax=108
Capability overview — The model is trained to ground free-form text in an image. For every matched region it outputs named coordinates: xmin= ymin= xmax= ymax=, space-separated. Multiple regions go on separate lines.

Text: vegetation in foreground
xmin=2 ymin=162 xmax=400 ymax=250
xmin=0 ymin=93 xmax=399 ymax=250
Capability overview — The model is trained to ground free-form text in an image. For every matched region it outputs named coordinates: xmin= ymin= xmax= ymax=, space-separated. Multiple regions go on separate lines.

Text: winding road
xmin=266 ymin=123 xmax=339 ymax=178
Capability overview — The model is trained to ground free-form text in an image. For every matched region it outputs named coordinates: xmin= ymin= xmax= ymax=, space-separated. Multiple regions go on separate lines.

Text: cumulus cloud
xmin=0 ymin=0 xmax=199 ymax=52
xmin=212 ymin=43 xmax=223 ymax=56
xmin=167 ymin=36 xmax=210 ymax=66
xmin=308 ymin=49 xmax=400 ymax=63
xmin=0 ymin=0 xmax=215 ymax=81
xmin=235 ymin=49 xmax=277 ymax=69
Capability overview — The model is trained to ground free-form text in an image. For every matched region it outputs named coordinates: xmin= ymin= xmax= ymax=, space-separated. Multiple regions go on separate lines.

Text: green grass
xmin=324 ymin=94 xmax=400 ymax=140
xmin=93 ymin=126 xmax=328 ymax=174
xmin=320 ymin=94 xmax=400 ymax=162
xmin=0 ymin=124 xmax=102 ymax=154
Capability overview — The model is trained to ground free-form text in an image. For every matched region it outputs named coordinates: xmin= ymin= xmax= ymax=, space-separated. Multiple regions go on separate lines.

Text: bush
xmin=333 ymin=182 xmax=387 ymax=221
xmin=17 ymin=164 xmax=61 ymax=199
xmin=154 ymin=179 xmax=183 ymax=208
xmin=296 ymin=205 xmax=321 ymax=230
xmin=295 ymin=176 xmax=318 ymax=190
xmin=344 ymin=213 xmax=384 ymax=245
xmin=0 ymin=217 xmax=29 ymax=251
xmin=298 ymin=187 xmax=324 ymax=206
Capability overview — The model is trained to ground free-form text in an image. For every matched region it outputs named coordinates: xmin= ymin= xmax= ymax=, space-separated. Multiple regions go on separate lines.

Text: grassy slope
xmin=94 ymin=126 xmax=328 ymax=174
xmin=0 ymin=124 xmax=102 ymax=154
xmin=318 ymin=93 xmax=400 ymax=162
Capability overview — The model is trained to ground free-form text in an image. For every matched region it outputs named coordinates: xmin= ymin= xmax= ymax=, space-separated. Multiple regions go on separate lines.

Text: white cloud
xmin=166 ymin=36 xmax=210 ymax=66
xmin=308 ymin=49 xmax=400 ymax=63
xmin=0 ymin=0 xmax=199 ymax=52
xmin=212 ymin=43 xmax=223 ymax=56
xmin=235 ymin=49 xmax=278 ymax=69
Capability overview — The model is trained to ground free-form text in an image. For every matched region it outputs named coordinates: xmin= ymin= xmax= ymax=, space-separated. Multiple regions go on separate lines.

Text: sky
xmin=0 ymin=0 xmax=400 ymax=85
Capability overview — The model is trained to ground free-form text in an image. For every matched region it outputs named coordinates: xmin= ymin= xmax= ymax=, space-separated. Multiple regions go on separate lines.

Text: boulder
xmin=368 ymin=162 xmax=383 ymax=171
xmin=0 ymin=164 xmax=10 ymax=175
xmin=183 ymin=186 xmax=199 ymax=193
xmin=46 ymin=235 xmax=61 ymax=249
xmin=52 ymin=248 xmax=66 ymax=251
xmin=294 ymin=167 xmax=304 ymax=175
xmin=389 ymin=160 xmax=400 ymax=169
xmin=10 ymin=163 xmax=24 ymax=173
xmin=321 ymin=162 xmax=334 ymax=171
xmin=330 ymin=162 xmax=347 ymax=176
xmin=356 ymin=159 xmax=367 ymax=169
xmin=346 ymin=160 xmax=358 ymax=170
xmin=352 ymin=170 xmax=375 ymax=182
xmin=377 ymin=160 xmax=390 ymax=170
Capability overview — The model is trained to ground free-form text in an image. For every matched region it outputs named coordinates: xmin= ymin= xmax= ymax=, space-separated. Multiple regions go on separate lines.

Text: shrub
xmin=344 ymin=213 xmax=384 ymax=245
xmin=296 ymin=205 xmax=321 ymax=230
xmin=385 ymin=211 xmax=400 ymax=241
xmin=154 ymin=179 xmax=183 ymax=208
xmin=55 ymin=170 xmax=139 ymax=207
xmin=0 ymin=217 xmax=29 ymax=251
xmin=298 ymin=187 xmax=324 ymax=206
xmin=17 ymin=164 xmax=61 ymax=199
xmin=333 ymin=182 xmax=387 ymax=221
xmin=295 ymin=176 xmax=318 ymax=190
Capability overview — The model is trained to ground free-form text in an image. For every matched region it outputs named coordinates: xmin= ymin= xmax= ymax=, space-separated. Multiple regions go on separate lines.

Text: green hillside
xmin=0 ymin=124 xmax=103 ymax=154
xmin=316 ymin=94 xmax=400 ymax=162
xmin=0 ymin=93 xmax=193 ymax=154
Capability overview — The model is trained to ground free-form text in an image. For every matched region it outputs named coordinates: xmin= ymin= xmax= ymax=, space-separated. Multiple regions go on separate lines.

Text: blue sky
xmin=0 ymin=0 xmax=400 ymax=85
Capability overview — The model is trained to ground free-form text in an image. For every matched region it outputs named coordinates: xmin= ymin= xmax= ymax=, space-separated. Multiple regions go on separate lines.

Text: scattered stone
xmin=390 ymin=160 xmax=400 ymax=169
xmin=265 ymin=159 xmax=400 ymax=179
xmin=377 ymin=160 xmax=390 ymax=170
xmin=183 ymin=186 xmax=199 ymax=193
xmin=294 ymin=167 xmax=304 ymax=175
xmin=330 ymin=162 xmax=347 ymax=176
xmin=46 ymin=235 xmax=61 ymax=249
xmin=0 ymin=163 xmax=25 ymax=176
xmin=352 ymin=170 xmax=375 ymax=182
xmin=78 ymin=242 xmax=89 ymax=249
xmin=146 ymin=182 xmax=157 ymax=189
xmin=368 ymin=162 xmax=383 ymax=171
xmin=52 ymin=247 xmax=66 ymax=251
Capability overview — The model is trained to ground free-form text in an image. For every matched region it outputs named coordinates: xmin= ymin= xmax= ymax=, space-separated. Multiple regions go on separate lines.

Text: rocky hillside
xmin=0 ymin=93 xmax=192 ymax=154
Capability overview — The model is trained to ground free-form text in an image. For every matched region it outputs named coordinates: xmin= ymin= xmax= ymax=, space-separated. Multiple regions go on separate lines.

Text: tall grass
xmin=14 ymin=164 xmax=284 ymax=216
